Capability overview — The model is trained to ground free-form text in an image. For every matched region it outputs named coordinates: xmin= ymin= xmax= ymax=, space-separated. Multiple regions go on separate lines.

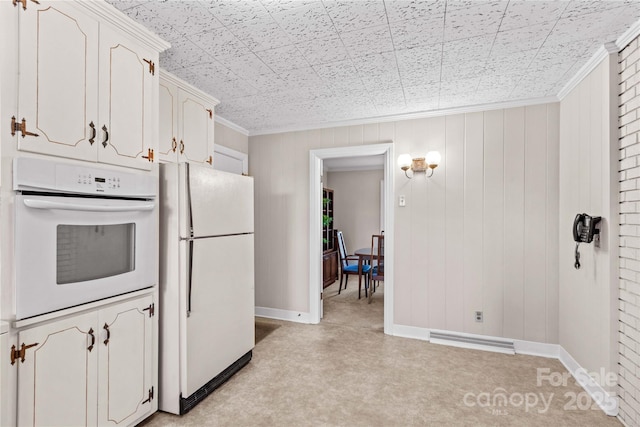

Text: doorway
xmin=308 ymin=143 xmax=394 ymax=334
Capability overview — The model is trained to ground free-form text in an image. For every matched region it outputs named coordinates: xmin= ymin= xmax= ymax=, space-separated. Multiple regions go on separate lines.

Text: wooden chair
xmin=336 ymin=230 xmax=371 ymax=298
xmin=368 ymin=234 xmax=384 ymax=303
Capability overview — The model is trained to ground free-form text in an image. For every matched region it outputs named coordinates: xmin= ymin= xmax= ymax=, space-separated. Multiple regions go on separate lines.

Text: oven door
xmin=15 ymin=194 xmax=157 ymax=319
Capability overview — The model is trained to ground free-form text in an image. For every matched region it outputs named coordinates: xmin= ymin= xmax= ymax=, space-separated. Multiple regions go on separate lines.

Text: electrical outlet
xmin=399 ymin=195 xmax=406 ymax=207
xmin=475 ymin=311 xmax=483 ymax=322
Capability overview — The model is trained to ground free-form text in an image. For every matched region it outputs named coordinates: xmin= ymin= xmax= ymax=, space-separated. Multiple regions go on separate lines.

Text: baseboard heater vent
xmin=180 ymin=350 xmax=252 ymax=414
xmin=429 ymin=332 xmax=515 ymax=355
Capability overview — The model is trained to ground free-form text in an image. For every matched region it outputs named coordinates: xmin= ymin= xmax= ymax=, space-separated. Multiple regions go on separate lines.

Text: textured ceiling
xmin=107 ymin=0 xmax=640 ymax=135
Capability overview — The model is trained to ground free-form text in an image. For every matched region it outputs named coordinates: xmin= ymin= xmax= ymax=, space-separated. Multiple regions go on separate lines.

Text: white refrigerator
xmin=158 ymin=162 xmax=255 ymax=415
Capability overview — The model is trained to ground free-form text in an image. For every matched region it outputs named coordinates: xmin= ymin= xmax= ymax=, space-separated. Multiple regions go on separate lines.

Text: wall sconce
xmin=398 ymin=151 xmax=441 ymax=178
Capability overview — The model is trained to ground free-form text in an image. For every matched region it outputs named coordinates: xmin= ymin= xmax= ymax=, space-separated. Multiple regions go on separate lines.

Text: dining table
xmin=354 ymin=247 xmax=378 ymax=300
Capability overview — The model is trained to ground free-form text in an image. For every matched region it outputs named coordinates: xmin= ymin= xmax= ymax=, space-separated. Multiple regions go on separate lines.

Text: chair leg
xmin=338 ymin=272 xmax=343 ymax=294
xmin=364 ymin=274 xmax=368 ymax=298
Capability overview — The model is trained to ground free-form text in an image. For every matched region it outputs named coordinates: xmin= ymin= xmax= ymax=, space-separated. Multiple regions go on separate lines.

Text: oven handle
xmin=23 ymin=199 xmax=155 ymax=212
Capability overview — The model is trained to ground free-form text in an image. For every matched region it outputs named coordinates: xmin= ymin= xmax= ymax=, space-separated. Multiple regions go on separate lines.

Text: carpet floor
xmin=141 ymin=280 xmax=620 ymax=426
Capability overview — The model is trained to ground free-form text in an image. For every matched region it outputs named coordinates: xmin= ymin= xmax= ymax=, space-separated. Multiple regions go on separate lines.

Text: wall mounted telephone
xmin=573 ymin=213 xmax=601 ymax=269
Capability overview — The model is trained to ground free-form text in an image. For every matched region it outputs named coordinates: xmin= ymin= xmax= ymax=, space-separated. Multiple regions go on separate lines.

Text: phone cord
xmin=574 ymin=243 xmax=581 ymax=269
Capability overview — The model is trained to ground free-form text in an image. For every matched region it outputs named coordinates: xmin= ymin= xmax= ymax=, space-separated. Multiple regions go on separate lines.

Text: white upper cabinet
xmin=97 ymin=25 xmax=157 ymax=169
xmin=17 ymin=2 xmax=99 ymax=162
xmin=159 ymin=70 xmax=219 ymax=166
xmin=12 ymin=0 xmax=169 ymax=170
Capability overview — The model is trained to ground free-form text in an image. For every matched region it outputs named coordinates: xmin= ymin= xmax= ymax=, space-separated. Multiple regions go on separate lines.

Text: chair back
xmin=370 ymin=234 xmax=384 ymax=282
xmin=336 ymin=231 xmax=350 ymax=269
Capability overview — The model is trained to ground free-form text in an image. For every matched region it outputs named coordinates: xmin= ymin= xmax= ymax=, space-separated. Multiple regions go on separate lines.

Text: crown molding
xmin=215 ymin=115 xmax=249 ymax=136
xmin=249 ymin=96 xmax=558 ymax=137
xmin=617 ymin=17 xmax=640 ymax=51
xmin=159 ymin=69 xmax=220 ymax=106
xmin=73 ymin=1 xmax=170 ymax=53
xmin=557 ymin=43 xmax=617 ymax=101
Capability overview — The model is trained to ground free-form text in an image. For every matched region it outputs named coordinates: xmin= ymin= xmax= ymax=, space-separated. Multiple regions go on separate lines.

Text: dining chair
xmin=369 ymin=234 xmax=384 ymax=303
xmin=336 ymin=230 xmax=371 ymax=298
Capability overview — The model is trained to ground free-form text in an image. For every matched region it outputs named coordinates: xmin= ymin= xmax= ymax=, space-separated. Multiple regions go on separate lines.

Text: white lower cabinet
xmin=15 ymin=295 xmax=155 ymax=427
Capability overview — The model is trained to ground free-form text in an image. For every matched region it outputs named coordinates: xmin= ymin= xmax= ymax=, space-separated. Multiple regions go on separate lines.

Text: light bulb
xmin=397 ymin=154 xmax=412 ymax=170
xmin=425 ymin=151 xmax=441 ymax=168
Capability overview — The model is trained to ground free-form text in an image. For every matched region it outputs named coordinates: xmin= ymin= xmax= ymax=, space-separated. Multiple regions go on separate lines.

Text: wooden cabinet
xmin=14 ymin=295 xmax=155 ymax=427
xmin=158 ymin=70 xmax=219 ymax=166
xmin=12 ymin=0 xmax=168 ymax=170
xmin=322 ymin=188 xmax=338 ymax=287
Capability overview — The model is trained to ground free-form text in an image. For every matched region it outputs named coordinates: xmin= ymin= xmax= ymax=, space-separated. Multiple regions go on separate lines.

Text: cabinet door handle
xmin=179 ymin=140 xmax=184 ymax=154
xmin=172 ymin=137 xmax=177 ymax=152
xmin=89 ymin=121 xmax=96 ymax=145
xmin=87 ymin=328 xmax=95 ymax=352
xmin=103 ymin=323 xmax=110 ymax=346
xmin=101 ymin=125 xmax=109 ymax=148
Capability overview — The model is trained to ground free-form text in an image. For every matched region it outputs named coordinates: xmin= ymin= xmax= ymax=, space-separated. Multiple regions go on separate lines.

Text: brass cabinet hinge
xmin=143 ymin=303 xmax=155 ymax=317
xmin=13 ymin=0 xmax=40 ymax=11
xmin=206 ymin=155 xmax=212 ymax=165
xmin=206 ymin=108 xmax=213 ymax=119
xmin=142 ymin=386 xmax=154 ymax=404
xmin=141 ymin=148 xmax=154 ymax=163
xmin=11 ymin=116 xmax=39 ymax=138
xmin=143 ymin=58 xmax=155 ymax=75
xmin=10 ymin=342 xmax=38 ymax=365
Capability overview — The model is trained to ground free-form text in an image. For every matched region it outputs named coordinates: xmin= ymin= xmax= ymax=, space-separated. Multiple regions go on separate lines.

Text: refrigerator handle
xmin=185 ymin=162 xmax=194 ymax=238
xmin=187 ymin=239 xmax=194 ymax=317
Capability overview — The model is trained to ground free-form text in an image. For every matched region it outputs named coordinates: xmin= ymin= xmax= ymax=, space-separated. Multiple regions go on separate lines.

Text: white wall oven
xmin=13 ymin=158 xmax=158 ymax=319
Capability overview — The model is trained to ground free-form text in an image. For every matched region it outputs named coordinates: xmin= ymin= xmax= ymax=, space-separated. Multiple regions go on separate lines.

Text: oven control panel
xmin=14 ymin=157 xmax=156 ymax=198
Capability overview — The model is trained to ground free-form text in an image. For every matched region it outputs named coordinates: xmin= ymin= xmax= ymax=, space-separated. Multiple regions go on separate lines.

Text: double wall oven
xmin=13 ymin=158 xmax=158 ymax=320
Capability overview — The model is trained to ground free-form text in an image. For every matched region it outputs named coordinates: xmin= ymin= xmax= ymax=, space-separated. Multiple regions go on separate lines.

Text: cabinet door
xmin=97 ymin=295 xmax=154 ymax=427
xmin=17 ymin=312 xmax=98 ymax=427
xmin=178 ymin=89 xmax=214 ymax=166
xmin=158 ymin=78 xmax=178 ymax=163
xmin=16 ymin=1 xmax=99 ymax=161
xmin=98 ymin=25 xmax=156 ymax=171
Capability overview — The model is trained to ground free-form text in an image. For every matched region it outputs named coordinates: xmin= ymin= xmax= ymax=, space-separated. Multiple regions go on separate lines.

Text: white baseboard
xmin=513 ymin=339 xmax=560 ymax=359
xmin=558 ymin=346 xmax=618 ymax=417
xmin=392 ymin=324 xmax=430 ymax=341
xmin=392 ymin=324 xmax=618 ymax=417
xmin=255 ymin=306 xmax=311 ymax=324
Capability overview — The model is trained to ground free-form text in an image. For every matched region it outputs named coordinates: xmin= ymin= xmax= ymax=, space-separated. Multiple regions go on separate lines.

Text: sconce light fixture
xmin=398 ymin=151 xmax=441 ymax=178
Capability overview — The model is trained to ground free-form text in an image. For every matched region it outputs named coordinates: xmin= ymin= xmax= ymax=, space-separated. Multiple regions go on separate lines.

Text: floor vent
xmin=429 ymin=331 xmax=515 ymax=355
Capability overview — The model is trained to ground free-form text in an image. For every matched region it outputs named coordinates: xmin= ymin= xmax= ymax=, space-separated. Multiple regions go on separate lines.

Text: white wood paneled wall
xmin=250 ymin=104 xmax=560 ymax=343
xmin=559 ymin=55 xmax=618 ymax=393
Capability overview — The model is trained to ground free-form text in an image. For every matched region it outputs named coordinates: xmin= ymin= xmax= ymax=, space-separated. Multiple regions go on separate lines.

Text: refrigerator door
xmin=183 ymin=234 xmax=255 ymax=397
xmin=183 ymin=163 xmax=254 ymax=237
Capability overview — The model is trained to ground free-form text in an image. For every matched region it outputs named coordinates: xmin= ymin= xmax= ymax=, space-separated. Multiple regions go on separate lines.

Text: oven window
xmin=57 ymin=223 xmax=136 ymax=285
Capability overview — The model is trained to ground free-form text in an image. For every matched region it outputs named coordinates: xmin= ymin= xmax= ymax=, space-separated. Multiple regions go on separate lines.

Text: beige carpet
xmin=141 ymin=279 xmax=620 ymax=426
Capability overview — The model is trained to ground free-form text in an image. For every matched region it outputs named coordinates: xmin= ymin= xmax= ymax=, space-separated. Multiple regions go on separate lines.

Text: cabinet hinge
xmin=206 ymin=108 xmax=213 ymax=119
xmin=206 ymin=155 xmax=212 ymax=165
xmin=13 ymin=0 xmax=40 ymax=11
xmin=10 ymin=342 xmax=38 ymax=365
xmin=143 ymin=58 xmax=155 ymax=75
xmin=11 ymin=116 xmax=39 ymax=138
xmin=142 ymin=148 xmax=154 ymax=163
xmin=143 ymin=303 xmax=155 ymax=317
xmin=142 ymin=386 xmax=154 ymax=404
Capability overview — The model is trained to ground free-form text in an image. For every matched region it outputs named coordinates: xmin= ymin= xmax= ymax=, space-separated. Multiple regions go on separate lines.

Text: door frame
xmin=308 ymin=143 xmax=394 ymax=334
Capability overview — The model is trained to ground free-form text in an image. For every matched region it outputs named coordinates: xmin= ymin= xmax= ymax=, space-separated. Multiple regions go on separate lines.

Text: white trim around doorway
xmin=308 ymin=143 xmax=395 ymax=334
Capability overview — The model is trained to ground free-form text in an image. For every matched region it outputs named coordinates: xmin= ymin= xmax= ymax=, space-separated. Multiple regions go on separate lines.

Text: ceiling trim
xmin=617 ymin=17 xmax=640 ymax=51
xmin=215 ymin=115 xmax=249 ymax=136
xmin=75 ymin=1 xmax=170 ymax=52
xmin=557 ymin=43 xmax=618 ymax=101
xmin=249 ymin=96 xmax=558 ymax=137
